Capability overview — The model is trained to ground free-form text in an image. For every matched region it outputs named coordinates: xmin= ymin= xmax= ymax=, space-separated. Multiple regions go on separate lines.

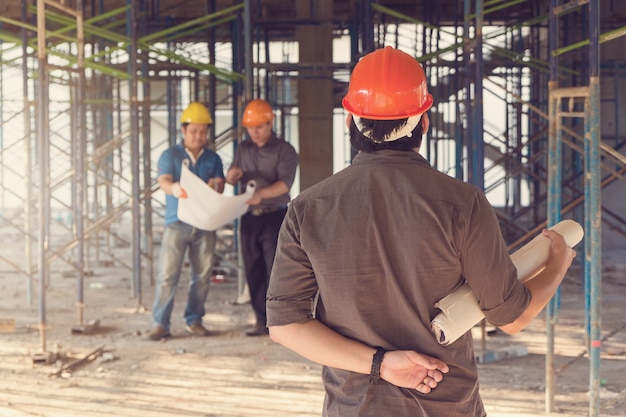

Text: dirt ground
xmin=0 ymin=228 xmax=625 ymax=417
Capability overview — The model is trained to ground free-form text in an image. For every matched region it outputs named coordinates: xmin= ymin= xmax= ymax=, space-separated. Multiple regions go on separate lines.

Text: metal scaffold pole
xmin=471 ymin=0 xmax=485 ymax=191
xmin=127 ymin=0 xmax=142 ymax=304
xmin=35 ymin=0 xmax=51 ymax=355
xmin=587 ymin=0 xmax=601 ymax=415
xmin=463 ymin=0 xmax=472 ymax=185
xmin=546 ymin=0 xmax=559 ymax=410
xmin=21 ymin=0 xmax=35 ymax=306
xmin=140 ymin=2 xmax=154 ymax=291
xmin=74 ymin=0 xmax=87 ymax=328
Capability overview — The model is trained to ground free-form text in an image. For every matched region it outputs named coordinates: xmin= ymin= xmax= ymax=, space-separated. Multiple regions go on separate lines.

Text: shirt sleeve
xmin=276 ymin=143 xmax=299 ymax=189
xmin=229 ymin=146 xmax=242 ymax=170
xmin=267 ymin=202 xmax=318 ymax=326
xmin=459 ymin=189 xmax=531 ymax=326
xmin=157 ymin=149 xmax=174 ymax=179
xmin=213 ymin=154 xmax=225 ymax=179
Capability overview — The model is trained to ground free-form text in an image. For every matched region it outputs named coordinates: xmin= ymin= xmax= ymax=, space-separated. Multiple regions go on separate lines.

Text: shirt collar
xmin=245 ymin=132 xmax=278 ymax=148
xmin=185 ymin=147 xmax=204 ymax=165
xmin=177 ymin=142 xmax=207 ymax=165
xmin=352 ymin=149 xmax=431 ymax=167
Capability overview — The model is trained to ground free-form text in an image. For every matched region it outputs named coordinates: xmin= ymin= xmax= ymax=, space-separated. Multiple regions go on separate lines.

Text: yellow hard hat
xmin=180 ymin=102 xmax=213 ymax=125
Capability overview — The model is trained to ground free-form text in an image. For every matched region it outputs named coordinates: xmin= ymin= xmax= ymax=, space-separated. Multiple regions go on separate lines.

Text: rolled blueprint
xmin=430 ymin=219 xmax=584 ymax=346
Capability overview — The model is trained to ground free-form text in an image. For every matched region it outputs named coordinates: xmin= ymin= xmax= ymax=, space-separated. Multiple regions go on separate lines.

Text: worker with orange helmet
xmin=149 ymin=101 xmax=225 ymax=341
xmin=226 ymin=98 xmax=299 ymax=336
xmin=266 ymin=46 xmax=574 ymax=416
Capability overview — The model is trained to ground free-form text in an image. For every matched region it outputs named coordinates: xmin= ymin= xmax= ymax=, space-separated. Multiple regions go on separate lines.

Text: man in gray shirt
xmin=226 ymin=99 xmax=299 ymax=337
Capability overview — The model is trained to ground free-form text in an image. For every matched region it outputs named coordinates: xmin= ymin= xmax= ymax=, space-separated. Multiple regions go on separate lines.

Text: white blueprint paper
xmin=430 ymin=219 xmax=584 ymax=346
xmin=177 ymin=160 xmax=255 ymax=231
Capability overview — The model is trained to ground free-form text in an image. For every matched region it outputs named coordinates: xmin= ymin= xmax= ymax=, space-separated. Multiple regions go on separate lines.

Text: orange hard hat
xmin=241 ymin=99 xmax=274 ymax=127
xmin=342 ymin=46 xmax=433 ymax=120
xmin=180 ymin=102 xmax=213 ymax=125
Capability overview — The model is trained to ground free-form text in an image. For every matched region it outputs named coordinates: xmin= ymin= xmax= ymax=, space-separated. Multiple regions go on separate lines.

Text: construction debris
xmin=71 ymin=319 xmax=100 ymax=335
xmin=49 ymin=345 xmax=105 ymax=377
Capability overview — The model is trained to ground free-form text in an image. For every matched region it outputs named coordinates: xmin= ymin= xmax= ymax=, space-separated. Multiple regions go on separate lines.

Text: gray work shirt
xmin=267 ymin=149 xmax=531 ymax=417
xmin=230 ymin=133 xmax=299 ymax=209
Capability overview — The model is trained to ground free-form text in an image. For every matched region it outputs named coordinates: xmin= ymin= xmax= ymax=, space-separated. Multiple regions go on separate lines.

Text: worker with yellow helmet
xmin=149 ymin=102 xmax=225 ymax=341
xmin=226 ymin=98 xmax=299 ymax=336
xmin=266 ymin=47 xmax=574 ymax=416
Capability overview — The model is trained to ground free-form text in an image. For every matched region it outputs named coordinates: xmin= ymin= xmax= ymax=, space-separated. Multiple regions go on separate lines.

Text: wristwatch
xmin=370 ymin=347 xmax=387 ymax=384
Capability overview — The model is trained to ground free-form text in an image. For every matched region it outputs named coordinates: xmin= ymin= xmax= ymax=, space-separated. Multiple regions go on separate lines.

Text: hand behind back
xmin=380 ymin=350 xmax=449 ymax=394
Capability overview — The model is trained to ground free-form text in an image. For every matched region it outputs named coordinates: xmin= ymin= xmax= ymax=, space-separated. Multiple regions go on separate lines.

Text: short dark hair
xmin=349 ymin=116 xmax=425 ymax=152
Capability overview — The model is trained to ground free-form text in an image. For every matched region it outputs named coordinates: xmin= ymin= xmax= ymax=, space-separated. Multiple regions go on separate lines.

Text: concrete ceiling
xmin=0 ymin=0 xmax=548 ymax=43
xmin=2 ymin=1 xmax=625 ymax=34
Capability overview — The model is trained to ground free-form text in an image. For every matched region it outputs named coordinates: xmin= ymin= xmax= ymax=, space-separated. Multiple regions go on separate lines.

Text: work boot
xmin=147 ymin=325 xmax=170 ymax=341
xmin=245 ymin=323 xmax=269 ymax=337
xmin=184 ymin=322 xmax=211 ymax=336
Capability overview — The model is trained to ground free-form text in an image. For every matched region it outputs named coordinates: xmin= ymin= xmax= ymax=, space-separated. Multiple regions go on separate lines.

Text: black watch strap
xmin=370 ymin=347 xmax=387 ymax=384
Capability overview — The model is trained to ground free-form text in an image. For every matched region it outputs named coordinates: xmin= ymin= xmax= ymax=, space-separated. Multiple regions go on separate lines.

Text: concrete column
xmin=296 ymin=0 xmax=334 ymax=190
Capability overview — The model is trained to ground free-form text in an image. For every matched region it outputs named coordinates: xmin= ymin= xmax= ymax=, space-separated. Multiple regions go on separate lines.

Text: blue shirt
xmin=157 ymin=143 xmax=225 ymax=225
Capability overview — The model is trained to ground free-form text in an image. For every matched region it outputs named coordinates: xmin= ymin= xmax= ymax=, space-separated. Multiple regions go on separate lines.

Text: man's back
xmin=268 ymin=149 xmax=529 ymax=417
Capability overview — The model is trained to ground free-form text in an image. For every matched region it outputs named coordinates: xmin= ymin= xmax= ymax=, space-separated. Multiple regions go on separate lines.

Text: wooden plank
xmin=0 ymin=318 xmax=16 ymax=333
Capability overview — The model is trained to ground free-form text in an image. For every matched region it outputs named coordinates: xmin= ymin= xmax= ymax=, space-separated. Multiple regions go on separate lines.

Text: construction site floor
xmin=0 ymin=245 xmax=625 ymax=417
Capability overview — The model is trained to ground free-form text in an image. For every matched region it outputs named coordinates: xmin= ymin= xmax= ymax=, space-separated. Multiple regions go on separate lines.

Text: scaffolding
xmin=0 ymin=0 xmax=245 ymax=350
xmin=0 ymin=1 xmax=625 ymax=415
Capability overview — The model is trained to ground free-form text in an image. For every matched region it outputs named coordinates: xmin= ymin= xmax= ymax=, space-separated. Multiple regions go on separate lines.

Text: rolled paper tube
xmin=431 ymin=219 xmax=584 ymax=346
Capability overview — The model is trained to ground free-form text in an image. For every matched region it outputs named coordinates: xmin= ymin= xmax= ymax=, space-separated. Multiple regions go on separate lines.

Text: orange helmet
xmin=180 ymin=102 xmax=213 ymax=125
xmin=241 ymin=99 xmax=274 ymax=127
xmin=342 ymin=46 xmax=433 ymax=120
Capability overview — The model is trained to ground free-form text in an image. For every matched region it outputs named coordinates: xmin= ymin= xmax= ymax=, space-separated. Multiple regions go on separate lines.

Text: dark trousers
xmin=240 ymin=207 xmax=287 ymax=326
